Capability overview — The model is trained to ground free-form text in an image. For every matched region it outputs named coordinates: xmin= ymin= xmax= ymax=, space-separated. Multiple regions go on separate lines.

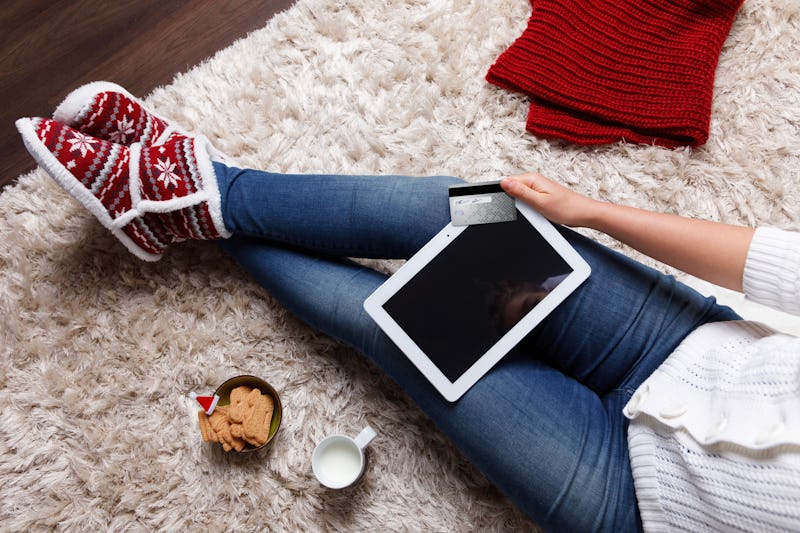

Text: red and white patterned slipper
xmin=16 ymin=117 xmax=230 ymax=261
xmin=53 ymin=81 xmax=182 ymax=147
xmin=52 ymin=81 xmax=235 ymax=164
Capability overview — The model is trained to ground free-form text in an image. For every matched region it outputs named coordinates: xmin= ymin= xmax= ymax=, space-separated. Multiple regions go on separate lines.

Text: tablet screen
xmin=381 ymin=212 xmax=573 ymax=382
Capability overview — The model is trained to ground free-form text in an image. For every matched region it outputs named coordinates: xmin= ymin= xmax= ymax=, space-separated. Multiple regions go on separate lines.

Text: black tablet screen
xmin=382 ymin=212 xmax=573 ymax=382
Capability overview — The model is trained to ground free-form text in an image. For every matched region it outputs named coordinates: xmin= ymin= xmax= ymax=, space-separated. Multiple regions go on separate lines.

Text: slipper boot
xmin=16 ymin=117 xmax=230 ymax=261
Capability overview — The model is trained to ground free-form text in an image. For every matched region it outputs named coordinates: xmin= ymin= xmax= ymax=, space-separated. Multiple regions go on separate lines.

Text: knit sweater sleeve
xmin=742 ymin=227 xmax=800 ymax=315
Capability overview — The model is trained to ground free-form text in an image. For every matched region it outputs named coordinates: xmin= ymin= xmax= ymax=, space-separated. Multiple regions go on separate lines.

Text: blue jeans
xmin=213 ymin=162 xmax=740 ymax=532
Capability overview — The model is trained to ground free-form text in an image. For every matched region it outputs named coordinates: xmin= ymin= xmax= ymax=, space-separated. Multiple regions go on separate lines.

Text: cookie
xmin=242 ymin=390 xmax=274 ymax=446
xmin=197 ymin=410 xmax=217 ymax=443
xmin=228 ymin=385 xmax=252 ymax=423
xmin=208 ymin=406 xmax=247 ymax=452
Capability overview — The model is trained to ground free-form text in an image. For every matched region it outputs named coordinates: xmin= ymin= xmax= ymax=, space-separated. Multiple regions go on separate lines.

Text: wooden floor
xmin=0 ymin=0 xmax=295 ymax=191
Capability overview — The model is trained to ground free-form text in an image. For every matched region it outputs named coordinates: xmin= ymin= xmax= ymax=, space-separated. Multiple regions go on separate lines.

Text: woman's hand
xmin=500 ymin=173 xmax=599 ymax=227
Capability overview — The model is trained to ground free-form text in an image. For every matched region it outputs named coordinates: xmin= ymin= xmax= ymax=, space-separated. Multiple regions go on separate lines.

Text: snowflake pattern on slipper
xmin=53 ymin=81 xmax=180 ymax=147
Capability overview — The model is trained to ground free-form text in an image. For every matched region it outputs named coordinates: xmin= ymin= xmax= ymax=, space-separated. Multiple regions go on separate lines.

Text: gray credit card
xmin=448 ymin=180 xmax=517 ymax=226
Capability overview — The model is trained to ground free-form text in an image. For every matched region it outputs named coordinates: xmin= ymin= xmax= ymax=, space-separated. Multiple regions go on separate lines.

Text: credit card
xmin=448 ymin=180 xmax=517 ymax=226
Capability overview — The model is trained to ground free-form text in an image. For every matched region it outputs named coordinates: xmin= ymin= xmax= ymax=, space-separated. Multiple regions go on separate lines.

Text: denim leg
xmin=215 ymin=166 xmax=741 ymax=531
xmin=221 ymin=236 xmax=643 ymax=532
xmin=213 ymin=162 xmax=461 ymax=259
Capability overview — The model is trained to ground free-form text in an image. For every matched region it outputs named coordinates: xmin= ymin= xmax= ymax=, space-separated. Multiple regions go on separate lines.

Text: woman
xmin=17 ymin=82 xmax=800 ymax=532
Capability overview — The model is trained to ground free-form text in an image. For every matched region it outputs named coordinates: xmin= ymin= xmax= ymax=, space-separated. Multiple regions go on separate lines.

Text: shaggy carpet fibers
xmin=2 ymin=0 xmax=800 ymax=531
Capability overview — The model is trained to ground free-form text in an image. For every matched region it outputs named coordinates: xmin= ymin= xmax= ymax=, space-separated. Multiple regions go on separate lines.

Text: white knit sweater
xmin=624 ymin=227 xmax=800 ymax=532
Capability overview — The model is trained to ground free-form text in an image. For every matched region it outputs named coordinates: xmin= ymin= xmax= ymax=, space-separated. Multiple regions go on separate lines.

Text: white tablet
xmin=363 ymin=201 xmax=590 ymax=402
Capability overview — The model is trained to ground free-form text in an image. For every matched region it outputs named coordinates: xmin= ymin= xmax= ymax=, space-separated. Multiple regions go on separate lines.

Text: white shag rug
xmin=2 ymin=0 xmax=800 ymax=531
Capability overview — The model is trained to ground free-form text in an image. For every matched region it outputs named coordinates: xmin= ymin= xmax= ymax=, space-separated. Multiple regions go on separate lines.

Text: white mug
xmin=312 ymin=426 xmax=377 ymax=489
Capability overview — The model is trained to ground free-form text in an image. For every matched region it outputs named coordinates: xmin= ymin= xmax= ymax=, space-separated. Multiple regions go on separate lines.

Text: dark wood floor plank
xmin=1 ymin=0 xmax=294 ymax=191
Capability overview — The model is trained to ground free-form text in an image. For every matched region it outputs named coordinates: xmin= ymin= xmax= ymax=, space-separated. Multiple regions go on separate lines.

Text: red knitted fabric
xmin=486 ymin=0 xmax=744 ymax=148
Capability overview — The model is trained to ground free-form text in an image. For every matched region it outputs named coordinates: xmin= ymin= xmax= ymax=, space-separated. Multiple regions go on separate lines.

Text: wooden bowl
xmin=213 ymin=375 xmax=282 ymax=452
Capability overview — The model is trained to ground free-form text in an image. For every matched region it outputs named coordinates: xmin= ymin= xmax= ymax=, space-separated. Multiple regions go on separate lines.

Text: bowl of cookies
xmin=196 ymin=375 xmax=283 ymax=453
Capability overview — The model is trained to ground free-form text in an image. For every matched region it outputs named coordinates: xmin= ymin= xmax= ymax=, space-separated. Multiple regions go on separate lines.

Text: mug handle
xmin=354 ymin=425 xmax=377 ymax=450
